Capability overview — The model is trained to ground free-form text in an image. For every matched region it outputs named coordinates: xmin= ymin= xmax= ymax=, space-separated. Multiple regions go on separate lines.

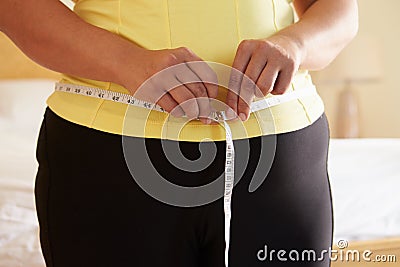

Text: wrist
xmin=267 ymin=27 xmax=307 ymax=68
xmin=109 ymin=41 xmax=150 ymax=92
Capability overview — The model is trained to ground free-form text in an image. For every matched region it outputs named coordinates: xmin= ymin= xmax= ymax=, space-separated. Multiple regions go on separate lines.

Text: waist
xmin=54 ymin=81 xmax=318 ymax=119
xmin=47 ymin=72 xmax=325 ymax=141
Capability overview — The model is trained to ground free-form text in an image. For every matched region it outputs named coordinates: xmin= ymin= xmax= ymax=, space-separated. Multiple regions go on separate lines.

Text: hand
xmin=225 ymin=35 xmax=303 ymax=121
xmin=120 ymin=47 xmax=218 ymax=124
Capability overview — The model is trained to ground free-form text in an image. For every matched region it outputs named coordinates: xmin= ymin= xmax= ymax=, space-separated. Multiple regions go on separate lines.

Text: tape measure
xmin=55 ymin=82 xmax=316 ymax=267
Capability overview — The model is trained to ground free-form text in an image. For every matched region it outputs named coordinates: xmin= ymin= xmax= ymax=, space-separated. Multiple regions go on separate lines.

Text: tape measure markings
xmin=55 ymin=82 xmax=316 ymax=119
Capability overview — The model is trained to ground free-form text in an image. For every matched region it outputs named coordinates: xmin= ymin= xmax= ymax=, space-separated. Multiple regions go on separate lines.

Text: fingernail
xmin=239 ymin=113 xmax=247 ymax=121
xmin=206 ymin=118 xmax=212 ymax=124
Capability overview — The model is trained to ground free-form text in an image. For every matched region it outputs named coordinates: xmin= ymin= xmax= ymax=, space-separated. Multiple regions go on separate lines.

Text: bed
xmin=0 ymin=79 xmax=399 ymax=266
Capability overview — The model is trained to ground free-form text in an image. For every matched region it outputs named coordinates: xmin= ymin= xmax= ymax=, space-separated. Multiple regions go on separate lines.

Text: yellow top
xmin=47 ymin=0 xmax=324 ymax=141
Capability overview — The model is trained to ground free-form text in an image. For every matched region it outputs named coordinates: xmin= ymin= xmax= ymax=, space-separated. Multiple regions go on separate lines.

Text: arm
xmin=0 ymin=0 xmax=137 ymax=87
xmin=0 ymin=0 xmax=218 ymax=123
xmin=225 ymin=0 xmax=359 ymax=121
xmin=282 ymin=0 xmax=359 ymax=70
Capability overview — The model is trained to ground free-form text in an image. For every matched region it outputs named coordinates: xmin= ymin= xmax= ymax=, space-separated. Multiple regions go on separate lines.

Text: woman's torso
xmin=47 ymin=0 xmax=324 ymax=141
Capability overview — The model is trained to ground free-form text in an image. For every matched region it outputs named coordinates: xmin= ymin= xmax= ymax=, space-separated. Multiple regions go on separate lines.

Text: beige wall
xmin=314 ymin=0 xmax=400 ymax=138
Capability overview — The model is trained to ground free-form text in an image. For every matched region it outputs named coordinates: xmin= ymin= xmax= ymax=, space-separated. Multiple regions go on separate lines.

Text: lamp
xmin=313 ymin=35 xmax=384 ymax=138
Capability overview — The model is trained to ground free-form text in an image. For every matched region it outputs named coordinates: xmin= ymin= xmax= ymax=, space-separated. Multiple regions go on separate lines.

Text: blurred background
xmin=312 ymin=0 xmax=399 ymax=138
xmin=0 ymin=1 xmax=399 ymax=266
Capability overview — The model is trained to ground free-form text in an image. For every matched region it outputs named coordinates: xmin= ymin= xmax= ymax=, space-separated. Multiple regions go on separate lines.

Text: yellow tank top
xmin=47 ymin=0 xmax=324 ymax=141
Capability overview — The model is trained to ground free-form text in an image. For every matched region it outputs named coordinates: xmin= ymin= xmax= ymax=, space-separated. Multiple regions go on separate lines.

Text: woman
xmin=0 ymin=0 xmax=358 ymax=266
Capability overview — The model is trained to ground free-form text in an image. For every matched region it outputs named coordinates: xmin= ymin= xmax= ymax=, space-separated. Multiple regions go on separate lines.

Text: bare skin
xmin=0 ymin=0 xmax=358 ymax=123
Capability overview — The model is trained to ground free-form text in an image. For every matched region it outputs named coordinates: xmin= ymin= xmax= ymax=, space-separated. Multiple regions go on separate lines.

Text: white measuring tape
xmin=55 ymin=82 xmax=316 ymax=266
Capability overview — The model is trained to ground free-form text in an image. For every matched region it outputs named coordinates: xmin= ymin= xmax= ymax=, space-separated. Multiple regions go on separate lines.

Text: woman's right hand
xmin=119 ymin=47 xmax=219 ymax=124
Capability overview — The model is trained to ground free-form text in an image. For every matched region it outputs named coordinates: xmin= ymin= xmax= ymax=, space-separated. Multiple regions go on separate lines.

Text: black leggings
xmin=35 ymin=107 xmax=333 ymax=267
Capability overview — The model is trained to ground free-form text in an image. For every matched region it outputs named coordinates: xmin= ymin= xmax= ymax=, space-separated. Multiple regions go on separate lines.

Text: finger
xmin=144 ymin=67 xmax=182 ymax=103
xmin=156 ymin=93 xmax=185 ymax=118
xmin=143 ymin=62 xmax=200 ymax=119
xmin=175 ymin=67 xmax=212 ymax=123
xmin=270 ymin=64 xmax=296 ymax=95
xmin=256 ymin=62 xmax=280 ymax=96
xmin=189 ymin=89 xmax=213 ymax=124
xmin=183 ymin=83 xmax=212 ymax=124
xmin=238 ymin=55 xmax=267 ymax=120
xmin=240 ymin=44 xmax=268 ymax=98
xmin=236 ymin=79 xmax=254 ymax=121
xmin=225 ymin=68 xmax=241 ymax=120
xmin=168 ymin=83 xmax=199 ymax=120
xmin=138 ymin=75 xmax=185 ymax=117
xmin=186 ymin=61 xmax=219 ymax=99
xmin=178 ymin=52 xmax=219 ymax=124
xmin=226 ymin=41 xmax=254 ymax=118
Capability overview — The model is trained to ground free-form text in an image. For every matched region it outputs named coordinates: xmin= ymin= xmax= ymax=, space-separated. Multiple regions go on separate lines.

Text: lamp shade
xmin=313 ymin=35 xmax=384 ymax=84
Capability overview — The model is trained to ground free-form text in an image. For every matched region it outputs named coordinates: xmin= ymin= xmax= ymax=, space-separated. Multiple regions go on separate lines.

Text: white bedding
xmin=0 ymin=80 xmax=399 ymax=266
xmin=328 ymin=138 xmax=400 ymax=243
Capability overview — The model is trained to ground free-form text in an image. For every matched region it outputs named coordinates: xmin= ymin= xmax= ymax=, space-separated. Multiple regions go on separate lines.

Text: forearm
xmin=0 ymin=0 xmax=144 ymax=86
xmin=276 ymin=0 xmax=359 ymax=70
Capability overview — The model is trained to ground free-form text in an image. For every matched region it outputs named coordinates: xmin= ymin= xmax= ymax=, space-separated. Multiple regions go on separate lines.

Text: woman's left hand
xmin=225 ymin=34 xmax=304 ymax=121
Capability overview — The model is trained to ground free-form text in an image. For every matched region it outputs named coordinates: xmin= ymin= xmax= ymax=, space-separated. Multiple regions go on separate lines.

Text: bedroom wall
xmin=314 ymin=0 xmax=400 ymax=138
